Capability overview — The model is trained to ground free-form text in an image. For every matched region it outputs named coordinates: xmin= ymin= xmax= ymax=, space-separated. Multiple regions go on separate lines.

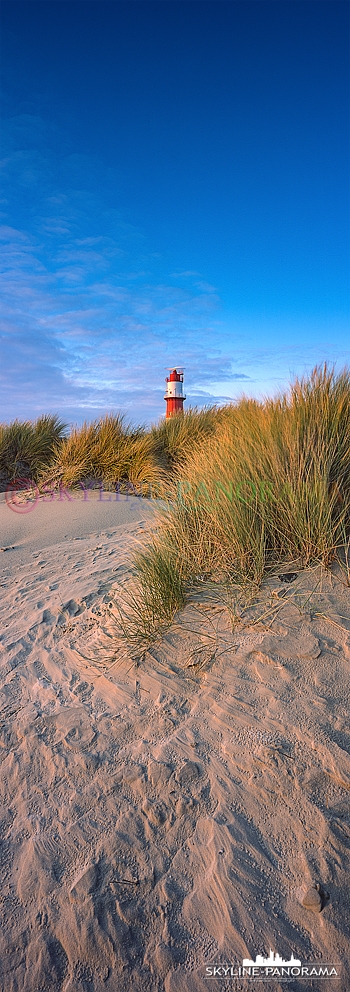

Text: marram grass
xmin=0 ymin=414 xmax=67 ymax=484
xmin=38 ymin=413 xmax=167 ymax=493
xmin=4 ymin=406 xmax=221 ymax=493
xmin=2 ymin=366 xmax=350 ymax=651
xmin=119 ymin=364 xmax=350 ymax=648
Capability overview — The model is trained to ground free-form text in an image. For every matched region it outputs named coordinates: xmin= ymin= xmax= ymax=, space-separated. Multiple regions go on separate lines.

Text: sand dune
xmin=1 ymin=492 xmax=350 ymax=991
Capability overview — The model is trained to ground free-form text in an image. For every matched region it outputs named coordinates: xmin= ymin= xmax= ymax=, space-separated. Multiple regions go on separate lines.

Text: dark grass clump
xmin=0 ymin=415 xmax=67 ymax=485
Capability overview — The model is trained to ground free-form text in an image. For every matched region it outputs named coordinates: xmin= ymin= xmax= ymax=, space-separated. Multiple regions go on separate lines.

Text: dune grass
xmin=1 ymin=406 xmax=226 ymax=496
xmin=37 ymin=412 xmax=166 ymax=494
xmin=118 ymin=364 xmax=350 ymax=649
xmin=149 ymin=403 xmax=229 ymax=472
xmin=0 ymin=414 xmax=67 ymax=485
xmin=38 ymin=408 xmax=221 ymax=495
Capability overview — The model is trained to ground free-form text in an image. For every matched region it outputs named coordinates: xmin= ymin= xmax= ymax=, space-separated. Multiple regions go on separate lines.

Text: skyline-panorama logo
xmin=204 ymin=949 xmax=341 ymax=981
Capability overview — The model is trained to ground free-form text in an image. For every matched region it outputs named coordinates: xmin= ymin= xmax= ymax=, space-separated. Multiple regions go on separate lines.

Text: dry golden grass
xmin=37 ymin=413 xmax=166 ymax=494
xmin=31 ymin=407 xmax=223 ymax=496
xmin=1 ymin=406 xmax=226 ymax=496
xmin=119 ymin=364 xmax=350 ymax=649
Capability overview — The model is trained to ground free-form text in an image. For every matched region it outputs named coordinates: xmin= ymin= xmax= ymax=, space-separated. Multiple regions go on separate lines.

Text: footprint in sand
xmin=142 ymin=799 xmax=166 ymax=827
xmin=302 ymin=883 xmax=330 ymax=913
xmin=175 ymin=760 xmax=202 ymax=786
xmin=69 ymin=863 xmax=99 ymax=902
xmin=53 ymin=708 xmax=97 ymax=751
xmin=64 ymin=723 xmax=96 ymax=751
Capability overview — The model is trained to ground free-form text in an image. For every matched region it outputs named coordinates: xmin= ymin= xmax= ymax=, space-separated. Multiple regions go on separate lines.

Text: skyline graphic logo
xmin=242 ymin=950 xmax=301 ymax=967
xmin=204 ymin=948 xmax=341 ymax=981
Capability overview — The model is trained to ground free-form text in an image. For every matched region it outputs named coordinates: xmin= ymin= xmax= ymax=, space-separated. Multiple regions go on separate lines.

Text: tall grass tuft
xmin=0 ymin=414 xmax=67 ymax=484
xmin=38 ymin=412 xmax=166 ymax=493
xmin=150 ymin=404 xmax=228 ymax=472
xmin=122 ymin=364 xmax=350 ymax=647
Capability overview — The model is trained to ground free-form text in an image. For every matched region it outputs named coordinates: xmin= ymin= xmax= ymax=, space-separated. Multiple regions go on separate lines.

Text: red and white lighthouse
xmin=164 ymin=368 xmax=186 ymax=419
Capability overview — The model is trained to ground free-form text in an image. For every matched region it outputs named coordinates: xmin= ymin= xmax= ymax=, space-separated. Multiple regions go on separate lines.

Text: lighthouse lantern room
xmin=164 ymin=368 xmax=186 ymax=418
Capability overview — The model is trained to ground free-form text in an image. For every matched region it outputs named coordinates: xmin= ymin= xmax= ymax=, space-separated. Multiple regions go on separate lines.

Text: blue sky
xmin=1 ymin=0 xmax=349 ymax=428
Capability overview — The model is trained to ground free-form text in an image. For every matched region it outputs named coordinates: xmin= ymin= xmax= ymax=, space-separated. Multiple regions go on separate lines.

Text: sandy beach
xmin=1 ymin=491 xmax=350 ymax=991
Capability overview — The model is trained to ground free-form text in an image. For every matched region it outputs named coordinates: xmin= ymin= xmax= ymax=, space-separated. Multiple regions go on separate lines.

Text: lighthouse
xmin=164 ymin=368 xmax=186 ymax=418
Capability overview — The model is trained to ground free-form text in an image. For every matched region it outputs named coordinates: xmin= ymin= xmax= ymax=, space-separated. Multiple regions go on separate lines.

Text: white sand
xmin=1 ymin=491 xmax=350 ymax=991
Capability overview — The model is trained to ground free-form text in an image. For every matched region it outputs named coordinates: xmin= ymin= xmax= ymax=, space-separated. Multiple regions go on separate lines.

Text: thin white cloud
xmin=170 ymin=270 xmax=201 ymax=278
xmin=0 ymin=225 xmax=31 ymax=242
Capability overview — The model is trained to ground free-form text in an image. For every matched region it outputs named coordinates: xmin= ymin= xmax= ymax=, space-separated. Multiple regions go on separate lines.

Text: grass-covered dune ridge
xmin=2 ymin=364 xmax=350 ymax=648
xmin=122 ymin=364 xmax=350 ymax=646
xmin=0 ymin=406 xmax=225 ymax=492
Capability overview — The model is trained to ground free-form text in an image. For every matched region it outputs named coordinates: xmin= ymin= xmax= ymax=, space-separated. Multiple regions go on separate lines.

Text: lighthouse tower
xmin=164 ymin=368 xmax=186 ymax=419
